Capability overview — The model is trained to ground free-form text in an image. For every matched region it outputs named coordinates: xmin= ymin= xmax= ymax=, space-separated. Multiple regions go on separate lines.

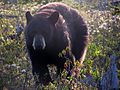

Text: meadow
xmin=0 ymin=0 xmax=119 ymax=89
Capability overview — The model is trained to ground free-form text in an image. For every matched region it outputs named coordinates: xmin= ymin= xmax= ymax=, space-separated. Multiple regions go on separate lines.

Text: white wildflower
xmin=21 ymin=69 xmax=26 ymax=73
xmin=11 ymin=64 xmax=16 ymax=67
xmin=99 ymin=22 xmax=108 ymax=29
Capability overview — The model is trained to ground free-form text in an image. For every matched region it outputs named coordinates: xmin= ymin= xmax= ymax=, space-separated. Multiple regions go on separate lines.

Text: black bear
xmin=25 ymin=2 xmax=89 ymax=85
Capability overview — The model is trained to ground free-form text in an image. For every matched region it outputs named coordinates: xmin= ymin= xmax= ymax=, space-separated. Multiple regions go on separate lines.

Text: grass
xmin=0 ymin=0 xmax=120 ymax=89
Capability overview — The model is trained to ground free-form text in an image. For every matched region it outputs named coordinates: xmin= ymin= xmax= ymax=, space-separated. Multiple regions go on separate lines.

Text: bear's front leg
xmin=32 ymin=63 xmax=52 ymax=85
xmin=28 ymin=48 xmax=52 ymax=85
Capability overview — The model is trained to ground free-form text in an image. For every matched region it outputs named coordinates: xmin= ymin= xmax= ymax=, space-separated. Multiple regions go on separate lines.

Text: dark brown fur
xmin=25 ymin=2 xmax=89 ymax=85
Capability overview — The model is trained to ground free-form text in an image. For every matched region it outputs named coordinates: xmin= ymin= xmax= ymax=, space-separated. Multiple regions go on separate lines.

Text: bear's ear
xmin=48 ymin=11 xmax=59 ymax=24
xmin=26 ymin=11 xmax=32 ymax=24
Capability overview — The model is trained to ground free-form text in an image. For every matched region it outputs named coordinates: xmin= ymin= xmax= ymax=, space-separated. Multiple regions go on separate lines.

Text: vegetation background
xmin=0 ymin=0 xmax=120 ymax=89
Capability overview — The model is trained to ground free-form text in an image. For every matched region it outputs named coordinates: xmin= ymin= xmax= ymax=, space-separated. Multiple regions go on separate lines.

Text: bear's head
xmin=25 ymin=11 xmax=59 ymax=51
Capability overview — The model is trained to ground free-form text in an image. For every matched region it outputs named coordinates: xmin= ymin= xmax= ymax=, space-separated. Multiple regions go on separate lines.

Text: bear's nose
xmin=32 ymin=35 xmax=46 ymax=50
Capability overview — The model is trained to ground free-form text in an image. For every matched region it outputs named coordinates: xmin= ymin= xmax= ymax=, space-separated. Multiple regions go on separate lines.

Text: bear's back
xmin=38 ymin=2 xmax=80 ymax=26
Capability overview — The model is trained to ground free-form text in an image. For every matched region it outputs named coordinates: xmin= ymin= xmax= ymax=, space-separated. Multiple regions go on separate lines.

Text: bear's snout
xmin=32 ymin=35 xmax=46 ymax=50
